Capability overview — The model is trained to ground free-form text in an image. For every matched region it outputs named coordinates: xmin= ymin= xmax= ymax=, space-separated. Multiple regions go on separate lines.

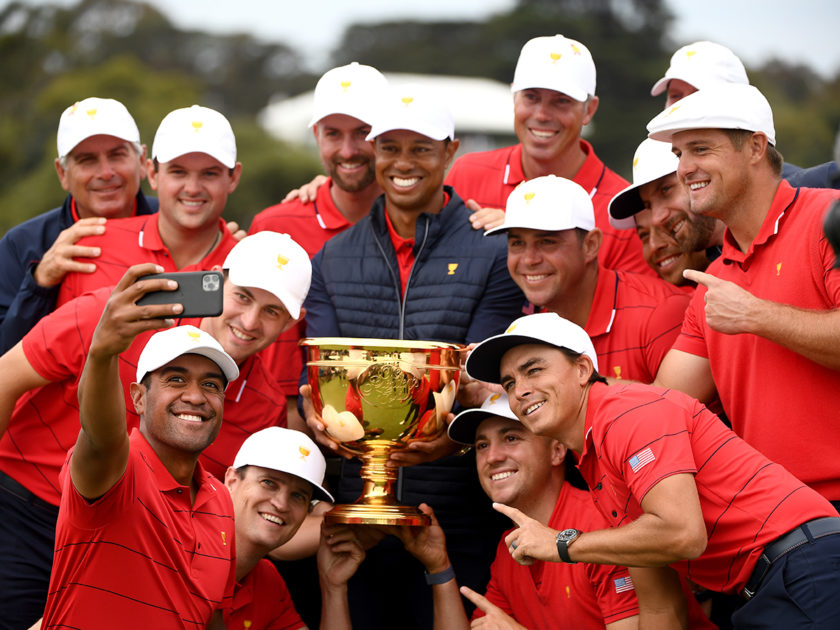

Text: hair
xmin=722 ymin=129 xmax=784 ymax=176
xmin=152 ymin=157 xmax=235 ymax=177
xmin=59 ymin=140 xmax=143 ymax=169
xmin=555 ymin=346 xmax=607 ymax=385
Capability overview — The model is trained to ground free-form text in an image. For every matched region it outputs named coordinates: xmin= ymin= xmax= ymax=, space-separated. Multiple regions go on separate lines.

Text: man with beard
xmin=248 ymin=62 xmax=387 ymax=423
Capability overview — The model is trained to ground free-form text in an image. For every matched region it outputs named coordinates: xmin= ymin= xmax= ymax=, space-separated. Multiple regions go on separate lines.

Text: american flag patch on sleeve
xmin=627 ymin=447 xmax=655 ymax=473
xmin=614 ymin=576 xmax=635 ymax=593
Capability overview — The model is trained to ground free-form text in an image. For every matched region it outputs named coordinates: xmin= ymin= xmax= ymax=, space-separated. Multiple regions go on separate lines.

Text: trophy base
xmin=324 ymin=502 xmax=431 ymax=526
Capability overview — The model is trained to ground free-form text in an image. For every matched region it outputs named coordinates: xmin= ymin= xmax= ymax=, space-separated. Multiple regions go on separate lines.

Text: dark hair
xmin=722 ymin=129 xmax=783 ymax=176
xmin=555 ymin=346 xmax=607 ymax=385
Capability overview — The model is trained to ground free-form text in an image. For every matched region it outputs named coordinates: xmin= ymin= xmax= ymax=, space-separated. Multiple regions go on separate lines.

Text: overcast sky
xmin=4 ymin=0 xmax=839 ymax=77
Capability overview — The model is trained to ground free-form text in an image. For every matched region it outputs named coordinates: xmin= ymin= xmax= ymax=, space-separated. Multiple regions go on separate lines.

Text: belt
xmin=0 ymin=470 xmax=59 ymax=516
xmin=741 ymin=516 xmax=840 ymax=600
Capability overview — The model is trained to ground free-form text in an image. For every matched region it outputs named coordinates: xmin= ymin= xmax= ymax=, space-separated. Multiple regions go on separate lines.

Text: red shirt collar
xmin=721 ymin=180 xmax=794 ymax=264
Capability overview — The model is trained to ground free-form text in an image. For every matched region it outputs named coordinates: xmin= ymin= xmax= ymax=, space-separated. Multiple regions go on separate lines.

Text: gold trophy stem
xmin=324 ymin=442 xmax=431 ymax=526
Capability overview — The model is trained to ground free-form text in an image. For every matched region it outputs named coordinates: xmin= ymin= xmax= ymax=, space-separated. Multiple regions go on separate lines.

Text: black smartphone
xmin=136 ymin=271 xmax=224 ymax=318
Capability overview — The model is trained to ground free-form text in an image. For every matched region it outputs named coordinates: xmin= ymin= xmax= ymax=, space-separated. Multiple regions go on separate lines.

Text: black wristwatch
xmin=555 ymin=528 xmax=582 ymax=564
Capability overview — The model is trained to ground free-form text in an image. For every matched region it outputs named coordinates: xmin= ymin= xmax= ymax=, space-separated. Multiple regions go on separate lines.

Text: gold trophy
xmin=301 ymin=337 xmax=462 ymax=526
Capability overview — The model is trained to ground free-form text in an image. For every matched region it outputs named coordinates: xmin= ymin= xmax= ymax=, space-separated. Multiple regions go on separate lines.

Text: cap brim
xmin=465 ymin=334 xmax=552 ymax=384
xmin=650 ymin=76 xmax=670 ymax=97
xmin=608 ymin=185 xmax=644 ymax=228
xmin=447 ymin=409 xmax=498 ymax=445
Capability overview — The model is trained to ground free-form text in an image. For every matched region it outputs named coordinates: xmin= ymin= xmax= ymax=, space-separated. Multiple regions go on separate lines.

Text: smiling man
xmin=465 ymin=312 xmax=840 ymax=629
xmin=302 ymin=85 xmax=524 ymax=629
xmin=0 ymin=232 xmax=311 ymax=628
xmin=41 ymin=308 xmax=240 ymax=627
xmin=609 ymin=138 xmax=722 ymax=288
xmin=249 ymin=62 xmax=388 ymax=434
xmin=223 ymin=426 xmax=367 ymax=630
xmin=445 ymin=34 xmax=650 ymax=276
xmin=0 ymin=97 xmax=158 ymax=357
xmin=646 ymin=84 xmax=840 ymax=510
xmin=488 ymin=174 xmax=688 ymax=382
xmin=55 ymin=104 xmax=241 ymax=308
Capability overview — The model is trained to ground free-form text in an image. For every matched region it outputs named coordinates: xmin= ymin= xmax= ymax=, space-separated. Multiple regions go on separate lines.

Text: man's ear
xmin=130 ymin=382 xmax=146 ymax=415
xmin=145 ymin=158 xmax=159 ymax=190
xmin=582 ymin=228 xmax=602 ymax=263
xmin=224 ymin=466 xmax=239 ymax=491
xmin=550 ymin=440 xmax=568 ymax=467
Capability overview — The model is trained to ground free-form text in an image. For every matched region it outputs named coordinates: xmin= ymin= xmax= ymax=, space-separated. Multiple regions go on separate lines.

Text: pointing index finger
xmin=492 ymin=502 xmax=525 ymax=525
xmin=683 ymin=268 xmax=717 ymax=287
xmin=459 ymin=585 xmax=498 ymax=613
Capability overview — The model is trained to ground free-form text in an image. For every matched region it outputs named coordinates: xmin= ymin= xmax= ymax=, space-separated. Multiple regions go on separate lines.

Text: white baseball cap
xmin=309 ymin=62 xmax=388 ymax=128
xmin=223 ymin=231 xmax=311 ymax=319
xmin=152 ymin=105 xmax=237 ymax=168
xmin=136 ymin=324 xmax=239 ymax=384
xmin=447 ymin=392 xmax=519 ymax=445
xmin=485 ymin=175 xmax=594 ymax=236
xmin=366 ymin=85 xmax=454 ymax=142
xmin=56 ymin=97 xmax=140 ymax=159
xmin=651 ymin=41 xmax=749 ymax=97
xmin=233 ymin=426 xmax=333 ymax=502
xmin=608 ymin=139 xmax=679 ymax=229
xmin=511 ymin=34 xmax=596 ymax=102
xmin=465 ymin=312 xmax=598 ymax=384
xmin=647 ymin=83 xmax=775 ymax=146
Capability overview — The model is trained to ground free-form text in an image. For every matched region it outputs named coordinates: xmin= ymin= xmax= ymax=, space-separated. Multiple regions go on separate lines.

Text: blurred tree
xmin=0 ymin=0 xmax=321 ymax=236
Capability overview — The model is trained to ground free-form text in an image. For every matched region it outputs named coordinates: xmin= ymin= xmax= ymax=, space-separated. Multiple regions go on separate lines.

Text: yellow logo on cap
xmin=524 ymin=192 xmax=535 ymax=204
xmin=686 ymin=50 xmax=697 ymax=58
xmin=550 ymin=52 xmax=562 ymax=63
xmin=187 ymin=331 xmax=202 ymax=342
xmin=299 ymin=445 xmax=310 ymax=460
xmin=570 ymin=44 xmax=581 ymax=56
xmin=277 ymin=253 xmax=289 ymax=268
xmin=505 ymin=322 xmax=518 ymax=333
xmin=192 ymin=120 xmax=203 ymax=132
xmin=664 ymin=104 xmax=681 ymax=118
xmin=69 ymin=102 xmax=80 ymax=115
xmin=447 ymin=263 xmax=458 ymax=275
xmin=490 ymin=393 xmax=501 ymax=403
xmin=401 ymin=96 xmax=414 ymax=106
xmin=633 ymin=157 xmax=639 ymax=170
xmin=340 ymin=80 xmax=352 ymax=91
xmin=86 ymin=108 xmax=97 ymax=119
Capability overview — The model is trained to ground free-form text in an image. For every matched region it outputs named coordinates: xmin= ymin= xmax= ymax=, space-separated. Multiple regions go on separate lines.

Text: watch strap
xmin=424 ymin=565 xmax=456 ymax=585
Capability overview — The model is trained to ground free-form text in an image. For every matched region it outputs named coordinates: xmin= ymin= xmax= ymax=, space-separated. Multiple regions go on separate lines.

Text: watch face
xmin=559 ymin=528 xmax=580 ymax=542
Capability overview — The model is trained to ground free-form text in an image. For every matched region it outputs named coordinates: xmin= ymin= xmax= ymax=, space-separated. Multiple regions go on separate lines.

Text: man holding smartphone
xmin=0 ymin=231 xmax=312 ymax=628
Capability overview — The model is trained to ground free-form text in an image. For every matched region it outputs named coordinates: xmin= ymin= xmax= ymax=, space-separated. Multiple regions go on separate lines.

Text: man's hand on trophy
xmin=389 ymin=428 xmax=460 ymax=467
xmin=300 ymin=384 xmax=360 ymax=459
xmin=379 ymin=503 xmax=451 ymax=575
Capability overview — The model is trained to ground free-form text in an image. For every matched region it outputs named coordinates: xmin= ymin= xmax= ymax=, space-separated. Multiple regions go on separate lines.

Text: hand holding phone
xmin=136 ymin=271 xmax=224 ymax=318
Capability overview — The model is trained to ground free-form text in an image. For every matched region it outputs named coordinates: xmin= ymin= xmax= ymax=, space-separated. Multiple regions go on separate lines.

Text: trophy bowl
xmin=301 ymin=337 xmax=462 ymax=526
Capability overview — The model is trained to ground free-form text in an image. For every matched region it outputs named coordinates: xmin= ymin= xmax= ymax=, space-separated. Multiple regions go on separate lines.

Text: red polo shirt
xmin=445 ymin=140 xmax=652 ymax=277
xmin=249 ymin=180 xmax=355 ymax=396
xmin=673 ymin=181 xmax=840 ymax=500
xmin=42 ymin=429 xmax=236 ymax=627
xmin=57 ymin=214 xmax=237 ymax=308
xmin=2 ymin=288 xmax=286 ymax=505
xmin=587 ymin=266 xmax=689 ymax=382
xmin=226 ymin=558 xmax=305 ymax=630
xmin=577 ymin=382 xmax=836 ymax=594
xmin=477 ymin=481 xmax=638 ymax=628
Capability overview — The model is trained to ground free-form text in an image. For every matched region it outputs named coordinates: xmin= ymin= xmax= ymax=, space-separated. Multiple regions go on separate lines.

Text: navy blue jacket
xmin=306 ymin=187 xmax=524 ymax=345
xmin=304 ymin=187 xmax=524 ymax=527
xmin=0 ymin=191 xmax=157 ymax=353
xmin=783 ymin=161 xmax=839 ymax=189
